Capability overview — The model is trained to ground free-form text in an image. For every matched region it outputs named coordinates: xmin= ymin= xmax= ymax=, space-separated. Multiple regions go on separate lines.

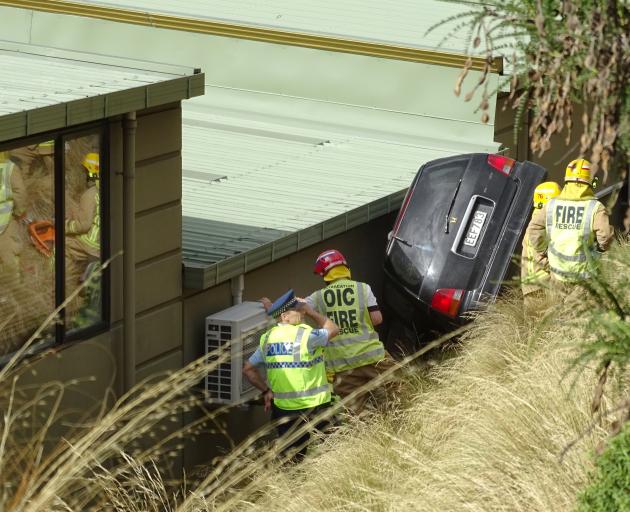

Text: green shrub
xmin=578 ymin=423 xmax=630 ymax=512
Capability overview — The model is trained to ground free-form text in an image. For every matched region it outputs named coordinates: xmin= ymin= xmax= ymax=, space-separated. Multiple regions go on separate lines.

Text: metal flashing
xmin=183 ymin=193 xmax=405 ymax=290
xmin=0 ymin=44 xmax=204 ymax=142
xmin=0 ymin=0 xmax=502 ymax=73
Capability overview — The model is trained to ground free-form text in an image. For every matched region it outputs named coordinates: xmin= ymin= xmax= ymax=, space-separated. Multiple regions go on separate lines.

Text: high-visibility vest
xmin=312 ymin=279 xmax=384 ymax=373
xmin=79 ymin=189 xmax=100 ymax=250
xmin=545 ymin=197 xmax=600 ymax=282
xmin=261 ymin=323 xmax=330 ymax=410
xmin=522 ymin=236 xmax=548 ymax=285
xmin=67 ymin=186 xmax=100 ymax=250
xmin=0 ymin=160 xmax=14 ymax=235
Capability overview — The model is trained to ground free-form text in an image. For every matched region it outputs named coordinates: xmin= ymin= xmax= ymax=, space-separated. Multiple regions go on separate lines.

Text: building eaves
xmin=0 ymin=42 xmax=204 ymax=142
xmin=0 ymin=0 xmax=502 ymax=73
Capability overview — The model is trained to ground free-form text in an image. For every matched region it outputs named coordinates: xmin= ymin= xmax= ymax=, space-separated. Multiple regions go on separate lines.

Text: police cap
xmin=267 ymin=289 xmax=299 ymax=318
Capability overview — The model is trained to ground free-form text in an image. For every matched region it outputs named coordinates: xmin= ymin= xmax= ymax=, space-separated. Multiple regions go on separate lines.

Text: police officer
xmin=528 ymin=158 xmax=614 ymax=284
xmin=307 ymin=249 xmax=396 ymax=413
xmin=243 ymin=290 xmax=339 ymax=462
xmin=521 ymin=181 xmax=560 ymax=306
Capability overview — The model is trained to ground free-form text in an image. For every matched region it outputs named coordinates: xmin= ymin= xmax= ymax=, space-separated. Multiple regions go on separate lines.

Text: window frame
xmin=0 ymin=120 xmax=110 ymax=356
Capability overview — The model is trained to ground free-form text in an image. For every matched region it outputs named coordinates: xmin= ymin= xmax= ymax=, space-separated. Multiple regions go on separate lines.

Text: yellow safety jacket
xmin=545 ymin=197 xmax=599 ymax=281
xmin=0 ymin=160 xmax=14 ymax=235
xmin=521 ymin=234 xmax=548 ymax=290
xmin=312 ymin=279 xmax=384 ymax=373
xmin=261 ymin=323 xmax=330 ymax=410
xmin=79 ymin=190 xmax=100 ymax=250
xmin=66 ymin=185 xmax=100 ymax=250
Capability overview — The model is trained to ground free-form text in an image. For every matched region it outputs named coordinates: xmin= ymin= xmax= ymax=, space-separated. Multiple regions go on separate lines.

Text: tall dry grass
xmin=2 ymin=246 xmax=628 ymax=511
xmin=187 ymin=295 xmax=621 ymax=512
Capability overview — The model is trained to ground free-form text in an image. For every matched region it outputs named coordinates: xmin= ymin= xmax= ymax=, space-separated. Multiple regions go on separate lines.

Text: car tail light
xmin=487 ymin=154 xmax=515 ymax=176
xmin=431 ymin=288 xmax=464 ymax=318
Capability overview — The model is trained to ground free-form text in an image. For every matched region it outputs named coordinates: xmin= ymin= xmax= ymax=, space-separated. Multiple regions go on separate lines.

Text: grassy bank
xmin=2 ymin=247 xmax=629 ymax=511
xmin=195 ymin=294 xmax=622 ymax=512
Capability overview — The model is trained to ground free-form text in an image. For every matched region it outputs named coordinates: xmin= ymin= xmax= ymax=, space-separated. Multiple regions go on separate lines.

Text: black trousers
xmin=271 ymin=402 xmax=332 ymax=462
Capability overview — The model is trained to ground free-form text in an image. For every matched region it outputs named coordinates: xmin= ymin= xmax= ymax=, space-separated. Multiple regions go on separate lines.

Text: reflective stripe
xmin=273 ymin=384 xmax=330 ymax=400
xmin=526 ymin=240 xmax=535 ymax=276
xmin=357 ymin=281 xmax=366 ymax=322
xmin=266 ymin=356 xmax=324 ymax=369
xmin=263 ymin=323 xmax=329 ymax=409
xmin=548 ymin=243 xmax=598 ymax=262
xmin=549 ymin=266 xmax=591 ymax=280
xmin=329 ymin=282 xmax=372 ymax=346
xmin=523 ymin=238 xmax=547 ymax=283
xmin=260 ymin=330 xmax=271 ymax=350
xmin=547 ymin=198 xmax=599 ymax=281
xmin=319 ymin=279 xmax=384 ymax=372
xmin=0 ymin=162 xmax=14 ymax=233
xmin=293 ymin=326 xmax=305 ymax=362
xmin=79 ymin=190 xmax=100 ymax=250
xmin=582 ymin=199 xmax=597 ymax=244
xmin=546 ymin=198 xmax=555 ymax=236
xmin=343 ymin=283 xmax=374 ymax=344
xmin=1 ymin=162 xmax=11 ymax=194
xmin=326 ymin=346 xmax=385 ymax=371
xmin=328 ymin=331 xmax=380 ymax=346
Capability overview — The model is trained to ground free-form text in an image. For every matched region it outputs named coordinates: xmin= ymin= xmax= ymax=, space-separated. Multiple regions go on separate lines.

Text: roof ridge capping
xmin=0 ymin=0 xmax=502 ymax=74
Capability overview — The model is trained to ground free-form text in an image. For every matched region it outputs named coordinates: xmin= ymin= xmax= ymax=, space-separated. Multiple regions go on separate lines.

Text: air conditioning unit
xmin=205 ymin=301 xmax=272 ymax=404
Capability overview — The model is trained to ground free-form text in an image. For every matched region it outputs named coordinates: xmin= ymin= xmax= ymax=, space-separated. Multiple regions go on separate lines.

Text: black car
xmin=382 ymin=153 xmax=546 ymax=345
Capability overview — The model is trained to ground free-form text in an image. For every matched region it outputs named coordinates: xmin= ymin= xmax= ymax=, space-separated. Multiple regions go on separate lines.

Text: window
xmin=0 ymin=126 xmax=108 ymax=358
xmin=389 ymin=162 xmax=466 ymax=292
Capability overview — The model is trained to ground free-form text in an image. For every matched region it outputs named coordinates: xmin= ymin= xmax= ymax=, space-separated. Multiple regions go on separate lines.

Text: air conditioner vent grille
xmin=205 ymin=302 xmax=271 ymax=404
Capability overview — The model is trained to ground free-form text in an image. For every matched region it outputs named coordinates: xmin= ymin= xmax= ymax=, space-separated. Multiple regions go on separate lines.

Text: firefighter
xmin=243 ymin=290 xmax=339 ymax=463
xmin=0 ymin=151 xmax=27 ymax=288
xmin=528 ymin=158 xmax=614 ymax=285
xmin=65 ymin=153 xmax=100 ymax=324
xmin=307 ymin=249 xmax=397 ymax=413
xmin=9 ymin=140 xmax=54 ymax=173
xmin=521 ymin=181 xmax=560 ymax=304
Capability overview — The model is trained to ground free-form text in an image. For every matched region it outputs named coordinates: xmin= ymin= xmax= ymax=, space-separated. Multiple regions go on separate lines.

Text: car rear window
xmin=390 ymin=160 xmax=467 ymax=291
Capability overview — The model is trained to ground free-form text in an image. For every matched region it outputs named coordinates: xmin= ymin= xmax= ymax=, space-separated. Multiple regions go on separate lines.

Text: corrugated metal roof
xmin=66 ymin=0 xmax=475 ymax=53
xmin=182 ymin=88 xmax=498 ymax=289
xmin=0 ymin=42 xmax=204 ymax=141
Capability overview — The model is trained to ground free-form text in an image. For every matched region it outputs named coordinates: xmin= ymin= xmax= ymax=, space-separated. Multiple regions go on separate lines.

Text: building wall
xmin=494 ymin=94 xmax=628 ymax=185
xmin=16 ymin=103 xmax=185 ymax=460
xmin=181 ymin=211 xmax=396 ymax=468
xmin=109 ymin=102 xmax=186 ymax=385
xmin=494 ymin=93 xmax=588 ymax=183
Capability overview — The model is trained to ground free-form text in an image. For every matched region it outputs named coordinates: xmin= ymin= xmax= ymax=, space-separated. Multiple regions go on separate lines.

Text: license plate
xmin=463 ymin=210 xmax=487 ymax=247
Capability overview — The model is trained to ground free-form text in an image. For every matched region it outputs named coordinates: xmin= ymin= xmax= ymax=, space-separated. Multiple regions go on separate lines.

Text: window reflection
xmin=65 ymin=135 xmax=102 ymax=331
xmin=0 ymin=142 xmax=56 ymax=355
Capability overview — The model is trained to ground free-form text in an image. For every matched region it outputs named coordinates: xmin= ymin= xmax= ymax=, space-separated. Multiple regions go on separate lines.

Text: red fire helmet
xmin=313 ymin=249 xmax=348 ymax=276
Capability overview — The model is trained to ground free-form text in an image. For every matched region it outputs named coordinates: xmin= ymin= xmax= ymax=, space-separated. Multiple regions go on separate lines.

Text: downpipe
xmin=123 ymin=112 xmax=137 ymax=392
xmin=231 ymin=274 xmax=244 ymax=305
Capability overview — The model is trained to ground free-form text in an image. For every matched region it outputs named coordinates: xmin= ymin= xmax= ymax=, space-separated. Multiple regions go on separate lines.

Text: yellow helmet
xmin=533 ymin=181 xmax=561 ymax=209
xmin=82 ymin=152 xmax=99 ymax=179
xmin=36 ymin=140 xmax=55 ymax=156
xmin=565 ymin=158 xmax=594 ymax=185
